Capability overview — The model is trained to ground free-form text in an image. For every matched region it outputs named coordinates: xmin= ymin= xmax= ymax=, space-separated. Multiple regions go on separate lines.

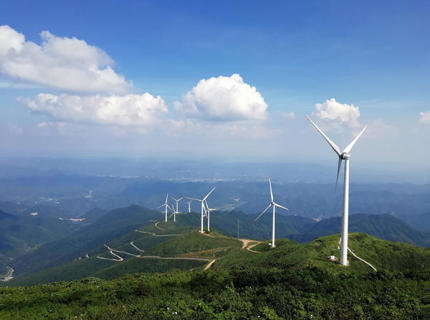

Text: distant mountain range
xmin=2 ymin=203 xmax=429 ymax=286
xmin=1 ymin=175 xmax=430 ymax=226
xmin=2 ymin=229 xmax=429 ymax=319
xmin=289 ymin=214 xmax=430 ymax=247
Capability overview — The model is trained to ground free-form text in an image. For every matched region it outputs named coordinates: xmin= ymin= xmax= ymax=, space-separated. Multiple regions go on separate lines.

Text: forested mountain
xmin=290 ymin=214 xmax=430 ymax=246
xmin=1 ymin=230 xmax=429 ymax=319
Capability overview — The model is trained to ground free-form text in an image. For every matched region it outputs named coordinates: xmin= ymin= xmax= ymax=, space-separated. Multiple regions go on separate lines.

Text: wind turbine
xmin=158 ymin=194 xmax=172 ymax=223
xmin=306 ymin=115 xmax=367 ymax=266
xmin=186 ymin=187 xmax=215 ymax=233
xmin=186 ymin=200 xmax=192 ymax=213
xmin=204 ymin=200 xmax=216 ymax=232
xmin=254 ymin=177 xmax=288 ymax=248
xmin=171 ymin=197 xmax=183 ymax=223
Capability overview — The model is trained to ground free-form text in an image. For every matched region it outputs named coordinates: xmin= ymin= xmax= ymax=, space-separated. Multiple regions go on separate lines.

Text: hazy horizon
xmin=1 ymin=1 xmax=430 ymax=175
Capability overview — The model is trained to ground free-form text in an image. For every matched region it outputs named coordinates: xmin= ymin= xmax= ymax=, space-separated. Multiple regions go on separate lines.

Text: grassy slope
xmin=216 ymin=233 xmax=430 ymax=274
xmin=291 ymin=214 xmax=428 ymax=246
xmin=10 ymin=205 xmax=161 ymax=277
xmin=0 ymin=232 xmax=428 ymax=319
xmin=0 ymin=210 xmax=81 ymax=273
xmin=7 ymin=218 xmax=241 ymax=286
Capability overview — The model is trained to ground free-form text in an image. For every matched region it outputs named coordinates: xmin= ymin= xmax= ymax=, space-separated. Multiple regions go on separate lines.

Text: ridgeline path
xmin=96 ymin=222 xmax=217 ymax=270
xmin=239 ymin=239 xmax=262 ymax=253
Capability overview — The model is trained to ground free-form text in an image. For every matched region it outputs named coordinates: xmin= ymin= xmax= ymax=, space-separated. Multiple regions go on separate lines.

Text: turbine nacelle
xmin=340 ymin=153 xmax=350 ymax=160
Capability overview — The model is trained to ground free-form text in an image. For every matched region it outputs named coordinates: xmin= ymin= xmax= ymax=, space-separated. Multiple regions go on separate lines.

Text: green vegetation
xmin=0 ymin=209 xmax=81 ymax=273
xmin=6 ymin=221 xmax=241 ymax=286
xmin=293 ymin=214 xmax=430 ymax=246
xmin=2 ymin=206 xmax=430 ymax=319
xmin=0 ymin=255 xmax=428 ymax=319
xmin=10 ymin=205 xmax=161 ymax=277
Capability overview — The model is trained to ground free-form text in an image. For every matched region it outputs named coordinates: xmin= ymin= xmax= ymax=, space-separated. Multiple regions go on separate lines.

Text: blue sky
xmin=0 ymin=1 xmax=429 ymax=173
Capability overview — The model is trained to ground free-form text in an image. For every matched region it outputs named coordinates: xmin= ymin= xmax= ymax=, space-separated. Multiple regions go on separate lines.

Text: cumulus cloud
xmin=26 ymin=93 xmax=168 ymax=127
xmin=312 ymin=98 xmax=361 ymax=128
xmin=174 ymin=74 xmax=267 ymax=121
xmin=0 ymin=25 xmax=130 ymax=93
xmin=419 ymin=111 xmax=430 ymax=124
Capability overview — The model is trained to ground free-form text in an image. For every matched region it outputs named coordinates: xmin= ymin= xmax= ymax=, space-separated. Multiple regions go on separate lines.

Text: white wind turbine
xmin=186 ymin=200 xmax=192 ymax=213
xmin=158 ymin=194 xmax=172 ymax=223
xmin=171 ymin=197 xmax=183 ymax=223
xmin=306 ymin=115 xmax=367 ymax=266
xmin=186 ymin=187 xmax=215 ymax=233
xmin=204 ymin=200 xmax=216 ymax=232
xmin=254 ymin=177 xmax=289 ymax=248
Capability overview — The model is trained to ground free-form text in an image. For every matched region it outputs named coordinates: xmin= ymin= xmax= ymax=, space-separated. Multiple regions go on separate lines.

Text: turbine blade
xmin=268 ymin=177 xmax=274 ymax=202
xmin=343 ymin=126 xmax=367 ymax=153
xmin=165 ymin=194 xmax=168 ymax=204
xmin=171 ymin=197 xmax=177 ymax=201
xmin=186 ymin=197 xmax=201 ymax=202
xmin=254 ymin=204 xmax=272 ymax=221
xmin=305 ymin=115 xmax=341 ymax=156
xmin=203 ymin=187 xmax=216 ymax=200
xmin=274 ymin=203 xmax=289 ymax=211
xmin=335 ymin=157 xmax=342 ymax=190
xmin=178 ymin=197 xmax=183 ymax=201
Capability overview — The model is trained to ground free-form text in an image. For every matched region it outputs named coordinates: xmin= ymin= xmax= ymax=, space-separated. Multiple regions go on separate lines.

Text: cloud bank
xmin=419 ymin=111 xmax=430 ymax=124
xmin=312 ymin=98 xmax=361 ymax=128
xmin=174 ymin=74 xmax=267 ymax=121
xmin=0 ymin=25 xmax=130 ymax=93
xmin=27 ymin=93 xmax=167 ymax=126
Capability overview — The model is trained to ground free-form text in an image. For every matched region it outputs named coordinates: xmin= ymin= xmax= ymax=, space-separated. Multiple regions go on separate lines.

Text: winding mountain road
xmin=96 ymin=222 xmax=215 ymax=269
xmin=239 ymin=239 xmax=262 ymax=253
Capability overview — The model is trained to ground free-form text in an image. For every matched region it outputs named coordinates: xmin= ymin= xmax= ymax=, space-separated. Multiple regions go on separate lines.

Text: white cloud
xmin=419 ymin=111 xmax=430 ymax=124
xmin=312 ymin=98 xmax=361 ymax=128
xmin=0 ymin=25 xmax=130 ymax=93
xmin=174 ymin=74 xmax=267 ymax=121
xmin=26 ymin=93 xmax=168 ymax=127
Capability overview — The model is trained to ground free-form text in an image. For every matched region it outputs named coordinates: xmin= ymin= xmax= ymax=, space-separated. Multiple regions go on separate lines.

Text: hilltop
xmin=0 ymin=227 xmax=429 ymax=319
xmin=290 ymin=213 xmax=430 ymax=247
xmin=5 ymin=204 xmax=430 ymax=286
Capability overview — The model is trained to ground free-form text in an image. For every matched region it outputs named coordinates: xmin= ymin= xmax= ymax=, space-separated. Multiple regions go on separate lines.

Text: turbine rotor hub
xmin=341 ymin=153 xmax=350 ymax=160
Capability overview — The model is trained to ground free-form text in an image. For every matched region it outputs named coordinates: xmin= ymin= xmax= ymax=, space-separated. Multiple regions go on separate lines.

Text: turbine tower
xmin=171 ymin=197 xmax=183 ymax=223
xmin=204 ymin=200 xmax=216 ymax=232
xmin=306 ymin=115 xmax=367 ymax=266
xmin=186 ymin=200 xmax=192 ymax=213
xmin=187 ymin=187 xmax=215 ymax=233
xmin=254 ymin=177 xmax=288 ymax=248
xmin=158 ymin=194 xmax=172 ymax=223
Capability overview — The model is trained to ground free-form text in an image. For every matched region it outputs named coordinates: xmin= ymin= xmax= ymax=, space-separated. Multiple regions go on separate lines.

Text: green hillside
xmin=0 ymin=209 xmax=81 ymax=274
xmin=10 ymin=205 xmax=161 ymax=277
xmin=291 ymin=213 xmax=429 ymax=246
xmin=216 ymin=233 xmax=430 ymax=274
xmin=6 ymin=206 xmax=430 ymax=286
xmin=0 ymin=231 xmax=429 ymax=319
xmin=7 ymin=218 xmax=241 ymax=286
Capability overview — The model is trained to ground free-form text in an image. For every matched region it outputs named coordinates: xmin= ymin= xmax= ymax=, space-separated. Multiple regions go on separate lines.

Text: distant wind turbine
xmin=306 ymin=115 xmax=367 ymax=266
xmin=204 ymin=200 xmax=216 ymax=232
xmin=187 ymin=187 xmax=215 ymax=233
xmin=158 ymin=194 xmax=172 ymax=223
xmin=171 ymin=197 xmax=183 ymax=223
xmin=186 ymin=200 xmax=192 ymax=213
xmin=254 ymin=177 xmax=288 ymax=248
